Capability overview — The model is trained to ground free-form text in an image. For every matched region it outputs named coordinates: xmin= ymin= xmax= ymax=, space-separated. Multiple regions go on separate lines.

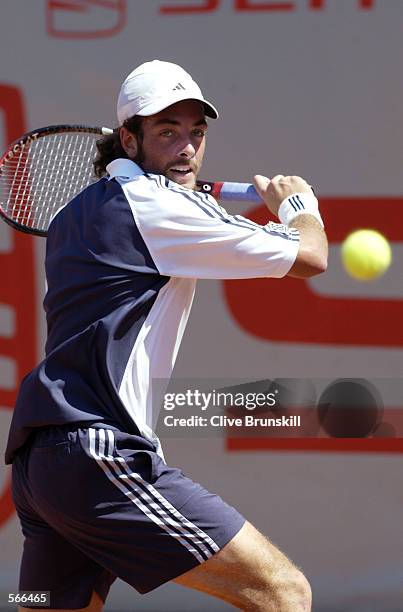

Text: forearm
xmin=287 ymin=215 xmax=328 ymax=278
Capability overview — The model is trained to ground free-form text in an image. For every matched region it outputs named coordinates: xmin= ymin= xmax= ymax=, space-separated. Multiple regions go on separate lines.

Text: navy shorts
xmin=12 ymin=425 xmax=245 ymax=609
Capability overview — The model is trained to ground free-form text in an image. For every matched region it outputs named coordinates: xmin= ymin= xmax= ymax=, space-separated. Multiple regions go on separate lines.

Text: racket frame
xmin=0 ymin=125 xmax=112 ymax=236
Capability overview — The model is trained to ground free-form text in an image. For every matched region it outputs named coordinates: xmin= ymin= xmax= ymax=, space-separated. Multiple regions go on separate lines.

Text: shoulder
xmin=117 ymin=171 xmax=222 ymax=219
xmin=144 ymin=173 xmax=226 ymax=218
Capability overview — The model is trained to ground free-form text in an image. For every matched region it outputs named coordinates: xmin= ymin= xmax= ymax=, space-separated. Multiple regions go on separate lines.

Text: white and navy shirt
xmin=5 ymin=159 xmax=299 ymax=463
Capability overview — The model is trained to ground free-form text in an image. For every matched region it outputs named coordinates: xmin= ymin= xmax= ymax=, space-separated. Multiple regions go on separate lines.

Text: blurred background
xmin=1 ymin=1 xmax=402 ymax=610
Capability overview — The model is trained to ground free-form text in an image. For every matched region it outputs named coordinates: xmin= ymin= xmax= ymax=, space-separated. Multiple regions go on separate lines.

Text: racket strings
xmin=0 ymin=132 xmax=99 ymax=232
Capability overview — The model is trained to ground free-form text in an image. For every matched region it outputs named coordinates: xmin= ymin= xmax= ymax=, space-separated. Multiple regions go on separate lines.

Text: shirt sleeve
xmin=118 ymin=173 xmax=300 ymax=280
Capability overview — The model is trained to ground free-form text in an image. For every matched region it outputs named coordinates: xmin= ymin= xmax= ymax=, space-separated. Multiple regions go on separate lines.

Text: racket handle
xmin=197 ymin=180 xmax=262 ymax=203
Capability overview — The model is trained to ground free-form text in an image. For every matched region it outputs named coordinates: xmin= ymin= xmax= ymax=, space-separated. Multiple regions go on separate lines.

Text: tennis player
xmin=6 ymin=60 xmax=327 ymax=611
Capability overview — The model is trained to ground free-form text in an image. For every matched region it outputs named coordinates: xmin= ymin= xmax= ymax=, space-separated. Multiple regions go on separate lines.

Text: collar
xmin=106 ymin=158 xmax=144 ymax=180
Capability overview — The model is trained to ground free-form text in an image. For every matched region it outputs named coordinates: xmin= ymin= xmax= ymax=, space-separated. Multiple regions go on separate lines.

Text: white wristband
xmin=278 ymin=192 xmax=324 ymax=228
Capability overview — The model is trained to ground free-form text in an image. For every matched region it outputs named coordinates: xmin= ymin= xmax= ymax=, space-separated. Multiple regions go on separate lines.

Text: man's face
xmin=124 ymin=100 xmax=207 ymax=189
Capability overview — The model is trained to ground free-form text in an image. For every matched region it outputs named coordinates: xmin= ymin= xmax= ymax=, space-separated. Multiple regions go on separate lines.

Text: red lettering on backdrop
xmin=225 ymin=196 xmax=403 ymax=453
xmin=160 ymin=0 xmax=374 ymax=13
xmin=160 ymin=0 xmax=219 ymax=14
xmin=46 ymin=0 xmax=127 ymax=39
xmin=310 ymin=0 xmax=374 ymax=8
xmin=0 ymin=474 xmax=14 ymax=526
xmin=223 ymin=197 xmax=403 ymax=347
xmin=235 ymin=0 xmax=294 ymax=10
xmin=0 ymin=85 xmax=37 ymax=527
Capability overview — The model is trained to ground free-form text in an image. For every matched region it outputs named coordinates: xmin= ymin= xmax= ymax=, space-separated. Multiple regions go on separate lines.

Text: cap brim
xmin=136 ymin=94 xmax=219 ymax=119
xmin=202 ymin=100 xmax=219 ymax=119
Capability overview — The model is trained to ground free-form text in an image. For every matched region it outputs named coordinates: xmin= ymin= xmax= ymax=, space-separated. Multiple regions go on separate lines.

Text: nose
xmin=178 ymin=140 xmax=196 ymax=159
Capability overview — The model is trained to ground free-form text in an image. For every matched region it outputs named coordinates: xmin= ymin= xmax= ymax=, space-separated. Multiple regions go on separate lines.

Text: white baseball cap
xmin=117 ymin=60 xmax=219 ymax=125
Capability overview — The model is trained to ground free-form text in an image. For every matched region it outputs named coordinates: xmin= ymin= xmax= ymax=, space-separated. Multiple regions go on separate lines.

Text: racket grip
xmin=219 ymin=182 xmax=261 ymax=203
xmin=197 ymin=181 xmax=262 ymax=203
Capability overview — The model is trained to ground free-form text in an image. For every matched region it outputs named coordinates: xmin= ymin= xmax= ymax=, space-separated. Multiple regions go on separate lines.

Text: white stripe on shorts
xmin=103 ymin=429 xmax=219 ymax=557
xmin=88 ymin=428 xmax=219 ymax=563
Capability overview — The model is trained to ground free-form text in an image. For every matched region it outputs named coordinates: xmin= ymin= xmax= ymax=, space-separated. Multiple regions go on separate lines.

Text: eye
xmin=160 ymin=129 xmax=174 ymax=137
xmin=192 ymin=129 xmax=206 ymax=137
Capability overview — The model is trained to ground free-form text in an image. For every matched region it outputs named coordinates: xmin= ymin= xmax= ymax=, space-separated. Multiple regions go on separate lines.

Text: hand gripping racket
xmin=0 ymin=125 xmax=262 ymax=237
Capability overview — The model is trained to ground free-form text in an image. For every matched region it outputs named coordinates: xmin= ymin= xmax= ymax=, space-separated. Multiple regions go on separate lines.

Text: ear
xmin=120 ymin=126 xmax=138 ymax=159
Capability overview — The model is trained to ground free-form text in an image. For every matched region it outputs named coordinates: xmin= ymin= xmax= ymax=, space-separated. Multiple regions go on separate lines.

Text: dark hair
xmin=93 ymin=115 xmax=144 ymax=178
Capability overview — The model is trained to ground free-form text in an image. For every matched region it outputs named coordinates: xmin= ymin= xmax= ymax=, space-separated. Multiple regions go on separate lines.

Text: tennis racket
xmin=0 ymin=124 xmax=262 ymax=237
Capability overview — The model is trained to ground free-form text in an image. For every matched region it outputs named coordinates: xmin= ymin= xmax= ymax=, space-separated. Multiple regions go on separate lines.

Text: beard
xmin=133 ymin=142 xmax=145 ymax=167
xmin=137 ymin=148 xmax=200 ymax=190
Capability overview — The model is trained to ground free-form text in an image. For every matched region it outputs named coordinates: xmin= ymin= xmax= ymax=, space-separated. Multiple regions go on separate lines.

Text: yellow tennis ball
xmin=341 ymin=229 xmax=392 ymax=281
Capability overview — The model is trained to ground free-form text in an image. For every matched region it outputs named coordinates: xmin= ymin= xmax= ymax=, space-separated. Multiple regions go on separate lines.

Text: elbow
xmin=310 ymin=253 xmax=327 ymax=276
xmin=308 ymin=253 xmax=328 ymax=277
xmin=288 ymin=249 xmax=328 ymax=278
